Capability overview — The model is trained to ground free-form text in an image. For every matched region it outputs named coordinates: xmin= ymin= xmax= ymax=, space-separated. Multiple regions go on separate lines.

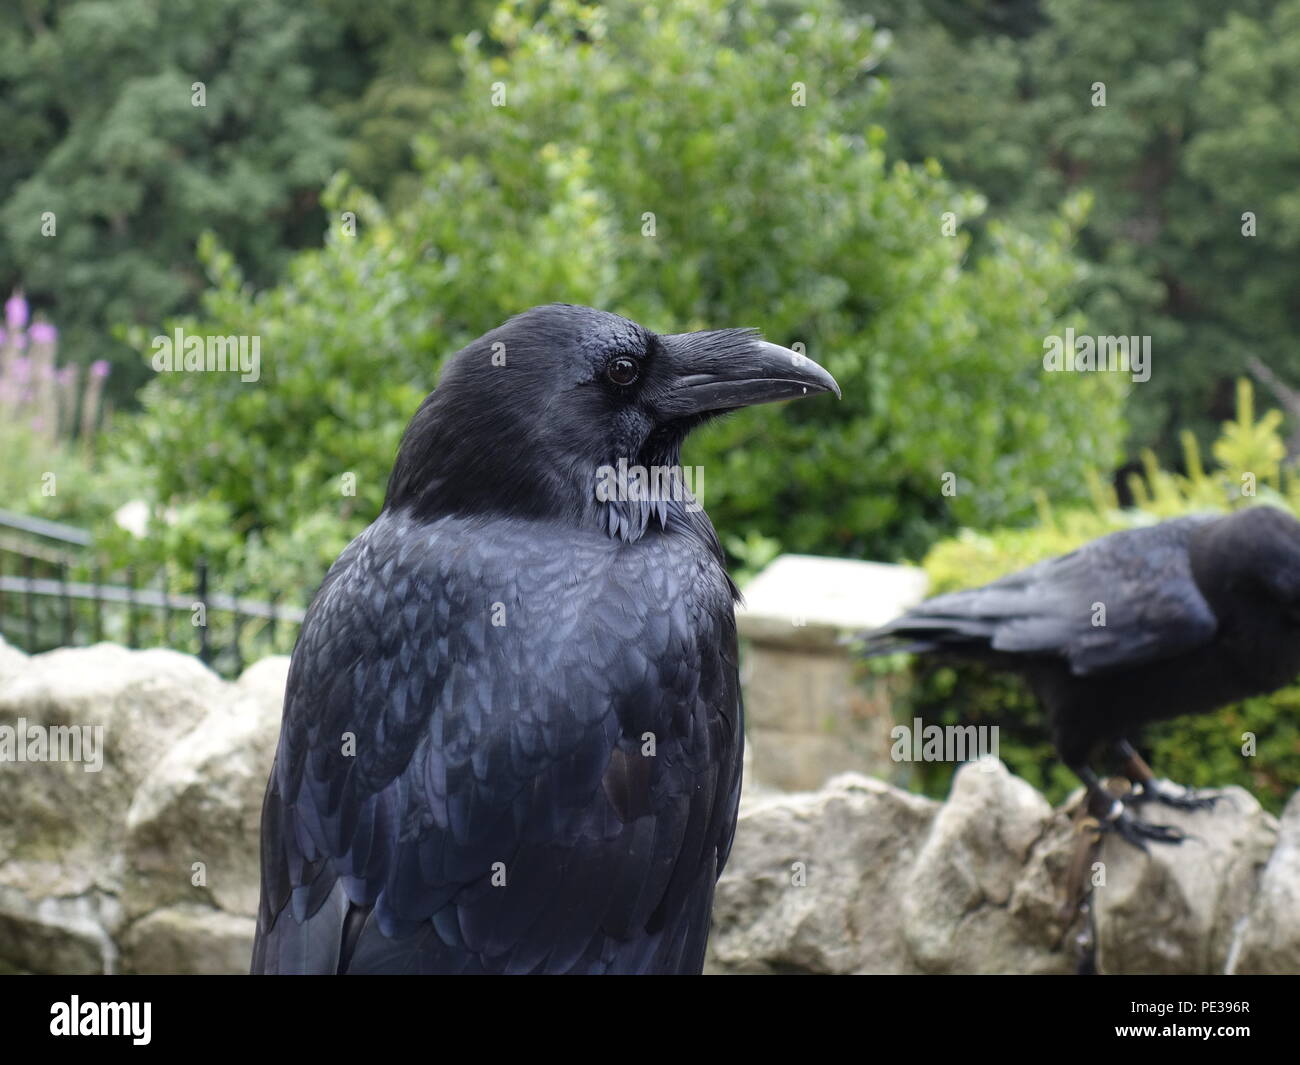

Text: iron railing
xmin=0 ymin=508 xmax=305 ymax=677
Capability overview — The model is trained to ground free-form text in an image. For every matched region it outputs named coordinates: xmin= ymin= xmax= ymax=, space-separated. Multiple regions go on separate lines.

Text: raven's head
xmin=384 ymin=303 xmax=839 ymax=539
xmin=1240 ymin=507 xmax=1300 ymax=621
xmin=1196 ymin=505 xmax=1300 ymax=626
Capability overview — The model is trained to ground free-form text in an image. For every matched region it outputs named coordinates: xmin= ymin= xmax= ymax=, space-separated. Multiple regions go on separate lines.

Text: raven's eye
xmin=607 ymin=356 xmax=640 ymax=386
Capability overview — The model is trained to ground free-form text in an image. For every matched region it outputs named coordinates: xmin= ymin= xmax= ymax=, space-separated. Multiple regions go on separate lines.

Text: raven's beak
xmin=657 ymin=332 xmax=841 ymax=419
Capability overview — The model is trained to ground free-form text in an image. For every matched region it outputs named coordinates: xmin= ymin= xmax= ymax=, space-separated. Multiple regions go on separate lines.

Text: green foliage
xmin=0 ymin=0 xmax=489 ymax=404
xmin=104 ymin=0 xmax=1121 ymax=599
xmin=896 ymin=381 xmax=1300 ymax=813
xmin=0 ymin=421 xmax=135 ymax=531
xmin=0 ymin=0 xmax=354 ymax=401
xmin=867 ymin=0 xmax=1296 ymax=462
xmin=318 ymin=0 xmax=498 ymax=203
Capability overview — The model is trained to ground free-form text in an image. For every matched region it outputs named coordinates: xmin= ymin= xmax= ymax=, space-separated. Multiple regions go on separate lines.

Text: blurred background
xmin=1 ymin=0 xmax=1298 ymax=812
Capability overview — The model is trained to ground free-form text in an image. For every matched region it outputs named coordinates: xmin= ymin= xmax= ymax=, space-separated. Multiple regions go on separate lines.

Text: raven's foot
xmin=1073 ymin=762 xmax=1186 ymax=851
xmin=1129 ymin=778 xmax=1219 ymax=812
xmin=1093 ymin=794 xmax=1185 ymax=851
xmin=1114 ymin=741 xmax=1217 ymax=812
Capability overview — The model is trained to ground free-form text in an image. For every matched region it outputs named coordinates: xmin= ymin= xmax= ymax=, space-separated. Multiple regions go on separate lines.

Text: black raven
xmin=862 ymin=507 xmax=1300 ymax=847
xmin=252 ymin=304 xmax=839 ymax=973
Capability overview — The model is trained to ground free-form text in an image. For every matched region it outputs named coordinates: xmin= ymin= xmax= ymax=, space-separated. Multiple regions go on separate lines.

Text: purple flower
xmin=6 ymin=291 xmax=28 ymax=331
xmin=29 ymin=321 xmax=57 ymax=345
xmin=91 ymin=359 xmax=111 ymax=378
xmin=12 ymin=356 xmax=30 ymax=377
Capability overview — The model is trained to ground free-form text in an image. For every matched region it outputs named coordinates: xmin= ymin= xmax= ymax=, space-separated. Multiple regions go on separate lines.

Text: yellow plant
xmin=924 ymin=378 xmax=1296 ymax=594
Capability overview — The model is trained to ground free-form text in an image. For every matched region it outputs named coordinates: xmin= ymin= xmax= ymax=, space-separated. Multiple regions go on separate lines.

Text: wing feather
xmin=865 ymin=516 xmax=1220 ymax=676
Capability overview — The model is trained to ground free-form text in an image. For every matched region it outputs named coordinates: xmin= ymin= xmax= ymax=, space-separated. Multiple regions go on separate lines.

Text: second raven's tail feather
xmin=857 ymin=608 xmax=1000 ymax=660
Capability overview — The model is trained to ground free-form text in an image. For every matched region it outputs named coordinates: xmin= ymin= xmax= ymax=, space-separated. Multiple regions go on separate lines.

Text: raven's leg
xmin=1070 ymin=764 xmax=1185 ymax=850
xmin=1114 ymin=739 xmax=1218 ymax=811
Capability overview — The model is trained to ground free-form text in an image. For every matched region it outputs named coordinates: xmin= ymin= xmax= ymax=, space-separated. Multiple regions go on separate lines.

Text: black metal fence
xmin=0 ymin=507 xmax=305 ymax=678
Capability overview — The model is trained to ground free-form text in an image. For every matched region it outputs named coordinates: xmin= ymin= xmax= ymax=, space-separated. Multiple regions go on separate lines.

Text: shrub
xmin=102 ymin=0 xmax=1122 ymax=601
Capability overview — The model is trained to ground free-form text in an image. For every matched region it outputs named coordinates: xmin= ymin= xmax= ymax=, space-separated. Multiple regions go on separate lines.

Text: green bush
xmin=869 ymin=0 xmax=1300 ymax=464
xmin=103 ymin=0 xmax=1123 ymax=602
xmin=0 ymin=421 xmax=136 ymax=533
xmin=890 ymin=380 xmax=1300 ymax=813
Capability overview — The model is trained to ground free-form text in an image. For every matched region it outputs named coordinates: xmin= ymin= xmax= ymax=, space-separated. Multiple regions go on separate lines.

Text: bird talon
xmin=1131 ymin=780 xmax=1219 ymax=812
xmin=1106 ymin=804 xmax=1184 ymax=849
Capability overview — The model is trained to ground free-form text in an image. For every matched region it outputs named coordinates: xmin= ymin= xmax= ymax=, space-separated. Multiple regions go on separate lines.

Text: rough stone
xmin=0 ymin=644 xmax=222 ymax=971
xmin=709 ymin=764 xmax=1293 ymax=975
xmin=123 ymin=655 xmax=289 ymax=922
xmin=1 ymin=640 xmax=1297 ymax=976
xmin=711 ymin=773 xmax=941 ymax=973
xmin=1092 ymin=785 xmax=1277 ymax=974
xmin=121 ymin=904 xmax=255 ymax=975
xmin=900 ymin=759 xmax=1074 ymax=974
xmin=0 ymin=635 xmax=28 ymax=685
xmin=1228 ymin=789 xmax=1300 ymax=974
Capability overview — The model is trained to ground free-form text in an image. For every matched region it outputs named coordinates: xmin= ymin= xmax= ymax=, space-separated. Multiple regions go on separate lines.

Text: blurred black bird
xmin=861 ymin=507 xmax=1300 ymax=847
xmin=252 ymin=304 xmax=839 ymax=973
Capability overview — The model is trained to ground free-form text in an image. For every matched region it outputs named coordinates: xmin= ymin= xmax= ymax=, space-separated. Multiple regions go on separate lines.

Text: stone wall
xmin=1 ymin=637 xmax=1295 ymax=974
xmin=0 ymin=638 xmax=285 ymax=973
xmin=711 ymin=769 xmax=1298 ymax=974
